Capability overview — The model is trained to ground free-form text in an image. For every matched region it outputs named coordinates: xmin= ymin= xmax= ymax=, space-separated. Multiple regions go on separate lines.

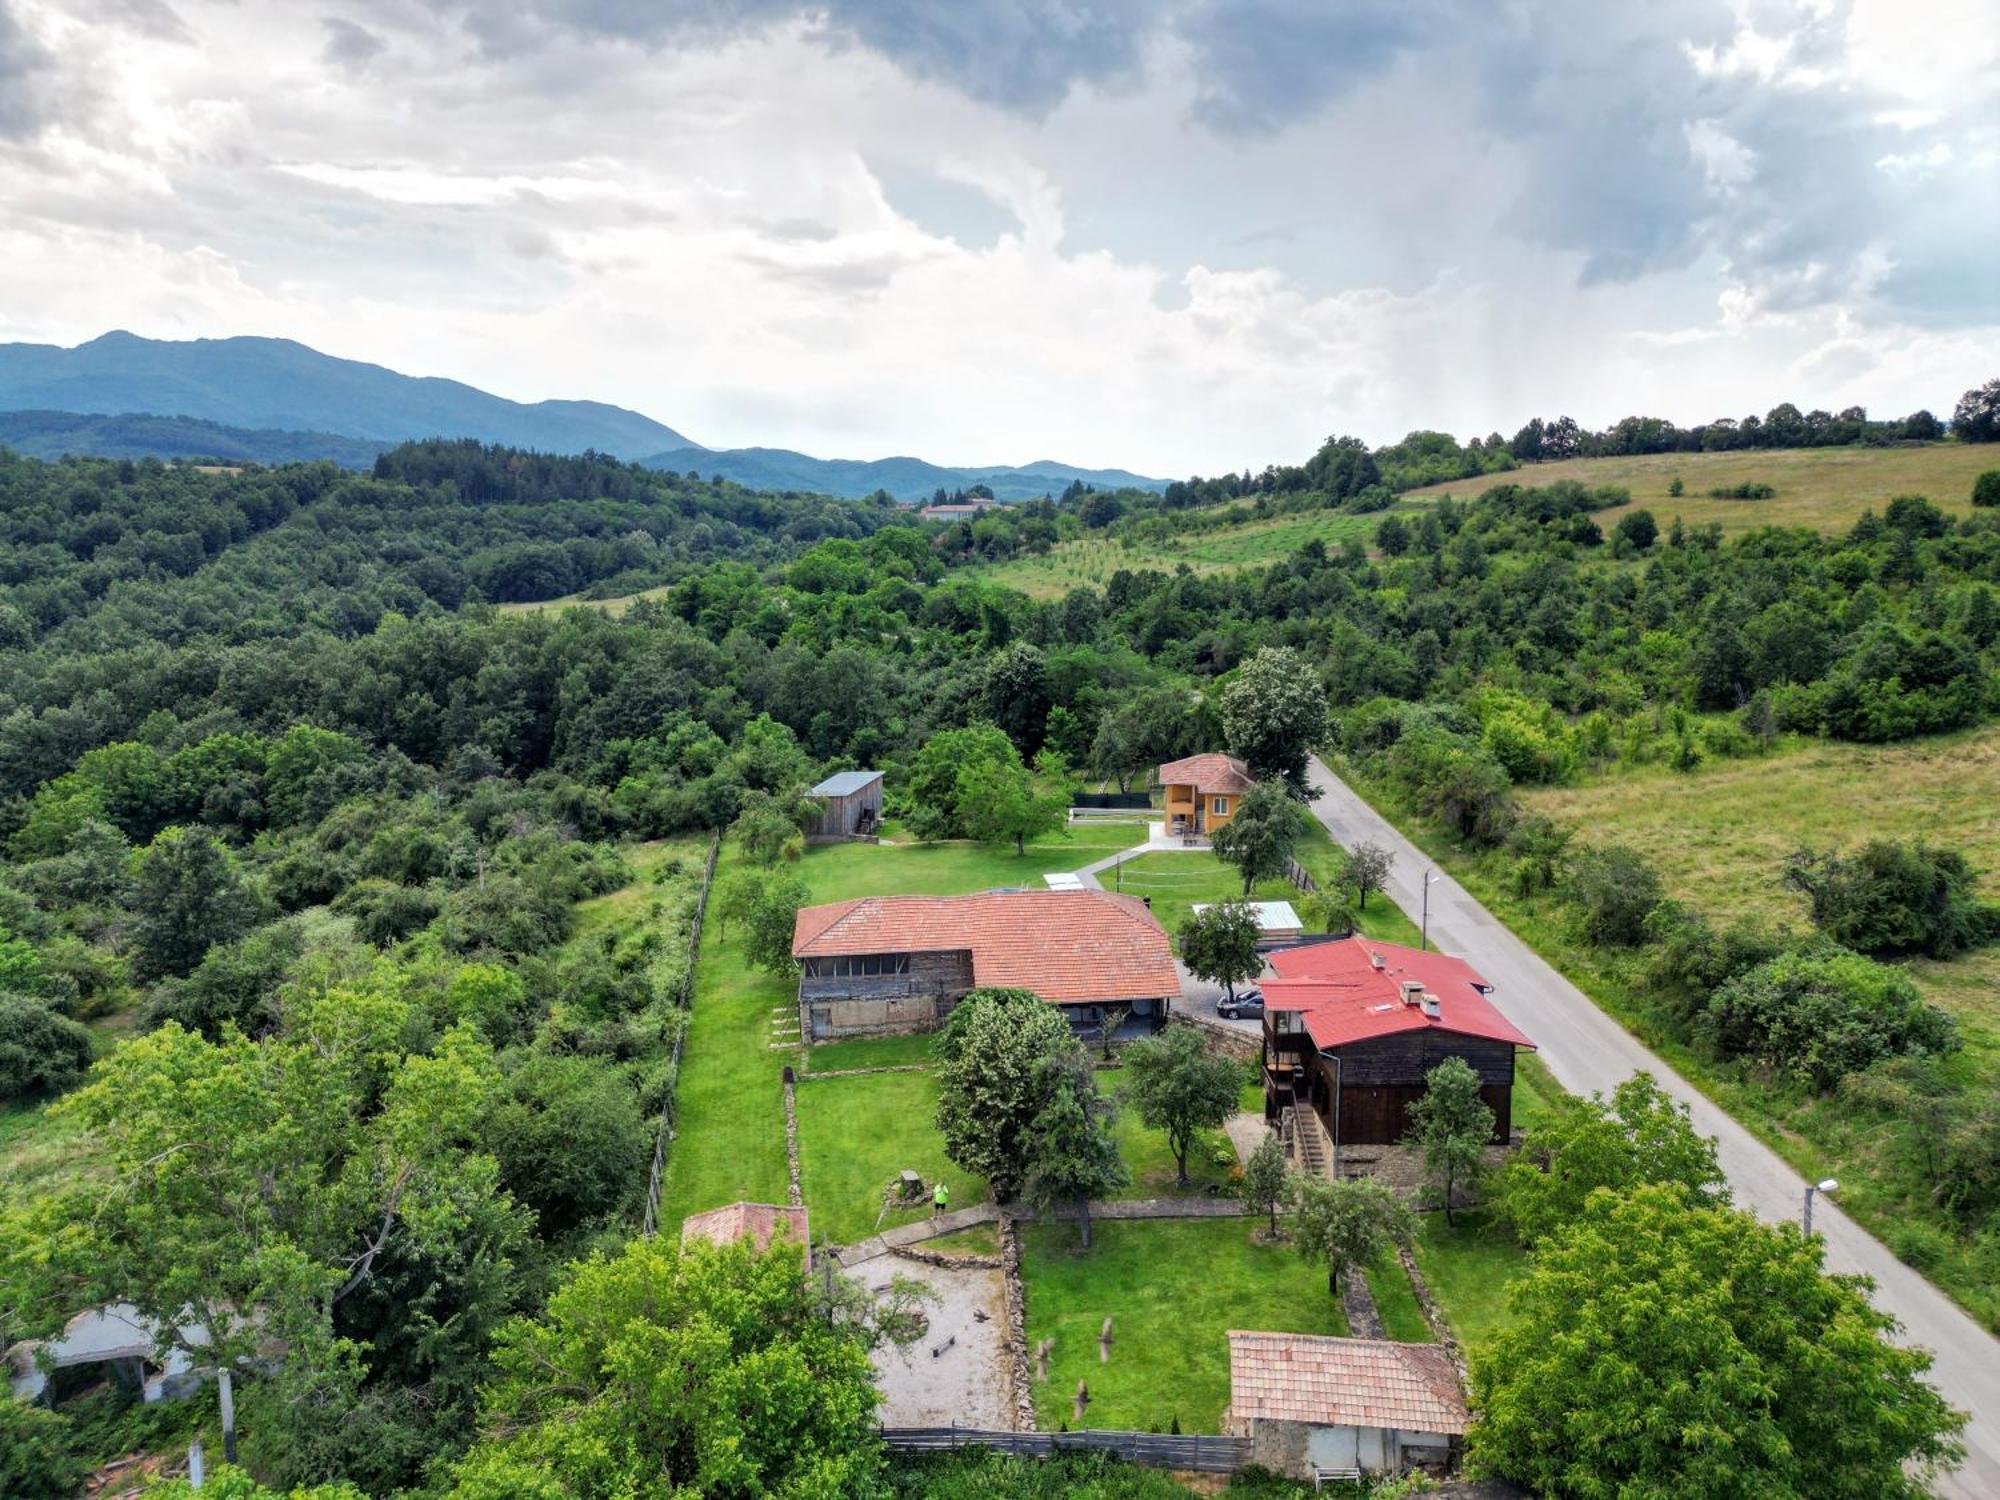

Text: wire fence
xmin=880 ymin=1425 xmax=1252 ymax=1474
xmin=640 ymin=831 xmax=722 ymax=1238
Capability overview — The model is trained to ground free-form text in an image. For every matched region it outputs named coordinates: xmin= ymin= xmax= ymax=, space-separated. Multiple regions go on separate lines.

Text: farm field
xmin=1403 ymin=442 xmax=1992 ymax=537
xmin=981 ymin=503 xmax=1428 ymax=600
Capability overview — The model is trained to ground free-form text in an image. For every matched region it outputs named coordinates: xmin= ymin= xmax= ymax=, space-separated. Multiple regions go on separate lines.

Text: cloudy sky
xmin=1 ymin=0 xmax=1995 ymax=472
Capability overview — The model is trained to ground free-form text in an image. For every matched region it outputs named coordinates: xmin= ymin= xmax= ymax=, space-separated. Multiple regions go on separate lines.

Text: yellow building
xmin=1157 ymin=752 xmax=1256 ymax=836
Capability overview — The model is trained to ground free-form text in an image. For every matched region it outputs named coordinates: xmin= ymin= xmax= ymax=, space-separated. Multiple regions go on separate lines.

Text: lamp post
xmin=1803 ymin=1177 xmax=1838 ymax=1236
xmin=1420 ymin=870 xmax=1440 ymax=951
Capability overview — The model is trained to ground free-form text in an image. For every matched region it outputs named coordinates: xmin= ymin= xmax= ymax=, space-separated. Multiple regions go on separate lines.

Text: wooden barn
xmin=807 ymin=769 xmax=883 ymax=839
xmin=1260 ymin=938 xmax=1535 ymax=1168
xmin=790 ymin=889 xmax=1179 ymax=1040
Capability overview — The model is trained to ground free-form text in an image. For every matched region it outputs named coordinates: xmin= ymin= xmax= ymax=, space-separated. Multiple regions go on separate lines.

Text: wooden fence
xmin=1284 ymin=856 xmax=1319 ymax=894
xmin=881 ymin=1426 xmax=1252 ymax=1474
xmin=640 ymin=831 xmax=723 ymax=1238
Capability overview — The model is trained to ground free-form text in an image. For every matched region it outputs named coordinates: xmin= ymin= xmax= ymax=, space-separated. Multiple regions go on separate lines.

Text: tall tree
xmin=740 ymin=872 xmax=810 ymax=976
xmin=905 ymin=723 xmax=1019 ymax=842
xmin=1221 ymin=646 xmax=1329 ymax=797
xmin=1406 ymin=1056 xmax=1494 ymax=1225
xmin=1212 ymin=781 xmax=1306 ymax=895
xmin=1952 ymin=378 xmax=2000 ymax=443
xmin=1492 ymin=1072 xmax=1726 ymax=1247
xmin=1289 ymin=1175 xmax=1416 ymax=1298
xmin=934 ymin=989 xmax=1080 ymax=1201
xmin=1023 ymin=1054 xmax=1127 ymax=1249
xmin=1470 ymin=1185 xmax=1965 ymax=1499
xmin=1119 ymin=1024 xmax=1242 ymax=1186
xmin=1178 ymin=899 xmax=1263 ymax=1000
xmin=729 ymin=787 xmax=809 ymax=866
xmin=130 ymin=824 xmax=262 ymax=980
xmin=445 ymin=1235 xmax=884 ymax=1498
xmin=954 ymin=748 xmax=1073 ymax=856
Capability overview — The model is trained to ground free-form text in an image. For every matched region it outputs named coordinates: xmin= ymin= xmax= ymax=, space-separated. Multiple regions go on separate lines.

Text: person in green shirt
xmin=932 ymin=1181 xmax=949 ymax=1217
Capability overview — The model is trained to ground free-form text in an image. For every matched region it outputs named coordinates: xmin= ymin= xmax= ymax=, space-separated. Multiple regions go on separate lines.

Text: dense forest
xmin=1 ymin=395 xmax=1997 ymax=1493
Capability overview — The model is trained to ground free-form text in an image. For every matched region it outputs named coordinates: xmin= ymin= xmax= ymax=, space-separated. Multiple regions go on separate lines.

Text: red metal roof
xmin=791 ymin=890 xmax=1179 ymax=1005
xmin=1264 ymin=937 xmax=1535 ymax=1051
xmin=1156 ymin=753 xmax=1255 ymax=795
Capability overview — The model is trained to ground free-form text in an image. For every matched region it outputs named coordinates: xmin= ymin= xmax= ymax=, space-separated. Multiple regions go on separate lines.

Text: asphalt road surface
xmin=1306 ymin=755 xmax=2000 ymax=1497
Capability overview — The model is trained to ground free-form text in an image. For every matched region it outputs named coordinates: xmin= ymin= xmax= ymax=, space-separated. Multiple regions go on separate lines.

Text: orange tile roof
xmin=1228 ymin=1332 xmax=1468 ymax=1435
xmin=791 ymin=890 xmax=1179 ymax=1004
xmin=681 ymin=1202 xmax=810 ymax=1258
xmin=1157 ymin=753 xmax=1255 ymax=794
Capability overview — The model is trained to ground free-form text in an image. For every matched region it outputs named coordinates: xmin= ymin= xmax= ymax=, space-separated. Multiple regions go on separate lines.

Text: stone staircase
xmin=1281 ymin=1106 xmax=1327 ymax=1176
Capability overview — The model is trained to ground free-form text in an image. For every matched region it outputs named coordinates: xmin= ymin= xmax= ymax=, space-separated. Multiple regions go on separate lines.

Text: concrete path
xmin=838 ymin=1204 xmax=1001 ymax=1266
xmin=1070 ymin=822 xmax=1211 ymax=891
xmin=1306 ymin=755 xmax=2000 ymax=1497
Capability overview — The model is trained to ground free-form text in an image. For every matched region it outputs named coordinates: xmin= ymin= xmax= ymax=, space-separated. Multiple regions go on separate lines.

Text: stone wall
xmin=998 ymin=1216 xmax=1036 ymax=1433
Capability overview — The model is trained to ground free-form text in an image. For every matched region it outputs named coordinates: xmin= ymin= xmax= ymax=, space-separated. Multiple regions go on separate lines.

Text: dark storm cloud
xmin=0 ymin=1 xmax=56 ymax=137
xmin=322 ymin=16 xmax=387 ymax=70
xmin=1177 ymin=0 xmax=1436 ymax=133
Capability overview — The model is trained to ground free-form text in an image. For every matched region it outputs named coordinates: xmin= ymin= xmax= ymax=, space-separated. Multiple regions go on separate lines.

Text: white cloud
xmin=0 ymin=0 xmax=1994 ymax=472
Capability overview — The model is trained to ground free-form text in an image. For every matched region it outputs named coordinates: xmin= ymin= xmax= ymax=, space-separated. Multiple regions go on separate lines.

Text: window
xmin=817 ymin=953 xmax=912 ymax=978
xmin=1211 ymin=796 xmax=1229 ymax=816
xmin=1273 ymin=1011 xmax=1296 ymax=1034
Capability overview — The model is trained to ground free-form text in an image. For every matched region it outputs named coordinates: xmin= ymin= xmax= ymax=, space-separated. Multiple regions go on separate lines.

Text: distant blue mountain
xmin=0 ymin=332 xmax=1167 ymax=497
xmin=0 ymin=332 xmax=699 ymax=460
xmin=0 ymin=409 xmax=389 ymax=467
xmin=641 ymin=445 xmax=1165 ymax=501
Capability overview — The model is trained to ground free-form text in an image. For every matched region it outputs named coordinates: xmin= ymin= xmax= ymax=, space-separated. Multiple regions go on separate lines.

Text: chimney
xmin=1399 ymin=980 xmax=1424 ymax=1006
xmin=1369 ymin=952 xmax=1386 ymax=971
xmin=1420 ymin=994 xmax=1441 ymax=1019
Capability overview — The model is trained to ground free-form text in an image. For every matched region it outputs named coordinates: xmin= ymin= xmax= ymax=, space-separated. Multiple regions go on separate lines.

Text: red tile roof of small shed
xmin=680 ymin=1202 xmax=810 ymax=1258
xmin=1228 ymin=1331 xmax=1468 ymax=1434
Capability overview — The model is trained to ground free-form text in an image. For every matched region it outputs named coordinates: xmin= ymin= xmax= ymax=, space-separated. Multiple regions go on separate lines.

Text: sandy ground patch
xmin=855 ymin=1254 xmax=1011 ymax=1428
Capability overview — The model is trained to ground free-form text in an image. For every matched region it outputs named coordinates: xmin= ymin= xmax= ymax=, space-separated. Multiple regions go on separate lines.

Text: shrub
xmin=0 ymin=1401 xmax=87 ymax=1500
xmin=0 ymin=992 xmax=95 ymax=1100
xmin=1696 ymin=945 xmax=1959 ymax=1090
xmin=1613 ymin=509 xmax=1658 ymax=550
xmin=1706 ymin=481 xmax=1776 ymax=499
xmin=1782 ymin=840 xmax=2000 ymax=959
xmin=1562 ymin=844 xmax=1663 ymax=945
xmin=1973 ymin=470 xmax=2000 ymax=508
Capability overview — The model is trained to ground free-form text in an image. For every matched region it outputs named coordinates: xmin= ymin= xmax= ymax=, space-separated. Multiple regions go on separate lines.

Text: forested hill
xmin=0 ymin=409 xmax=390 ymax=468
xmin=640 ymin=443 xmax=1166 ymax=501
xmin=0 ymin=331 xmax=699 ymax=458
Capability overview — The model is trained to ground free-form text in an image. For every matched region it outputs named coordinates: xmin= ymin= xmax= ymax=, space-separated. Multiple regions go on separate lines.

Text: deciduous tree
xmin=1119 ymin=1024 xmax=1241 ymax=1186
xmin=934 ymin=989 xmax=1080 ymax=1200
xmin=1221 ymin=646 xmax=1328 ymax=797
xmin=1241 ymin=1132 xmax=1289 ymax=1236
xmin=130 ymin=824 xmax=262 ymax=980
xmin=1406 ymin=1056 xmax=1493 ymax=1224
xmin=1289 ymin=1175 xmax=1415 ymax=1298
xmin=1178 ymin=899 xmax=1262 ymax=999
xmin=1211 ymin=781 xmax=1306 ymax=896
xmin=1023 ymin=1054 xmax=1127 ymax=1249
xmin=1470 ymin=1185 xmax=1965 ymax=1499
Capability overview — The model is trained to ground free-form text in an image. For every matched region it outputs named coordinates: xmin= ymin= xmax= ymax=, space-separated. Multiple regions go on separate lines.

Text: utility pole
xmin=1421 ymin=869 xmax=1438 ymax=951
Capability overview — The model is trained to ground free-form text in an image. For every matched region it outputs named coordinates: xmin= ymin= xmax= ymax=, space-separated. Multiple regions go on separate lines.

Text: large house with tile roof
xmin=1260 ymin=936 xmax=1536 ymax=1162
xmin=1157 ymin=752 xmax=1256 ymax=836
xmin=791 ymin=889 xmax=1180 ymax=1041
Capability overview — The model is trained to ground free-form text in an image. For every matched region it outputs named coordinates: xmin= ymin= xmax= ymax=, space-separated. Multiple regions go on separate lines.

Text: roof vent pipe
xmin=1369 ymin=952 xmax=1387 ymax=970
xmin=1420 ymin=994 xmax=1441 ymax=1019
xmin=1400 ymin=980 xmax=1424 ymax=1005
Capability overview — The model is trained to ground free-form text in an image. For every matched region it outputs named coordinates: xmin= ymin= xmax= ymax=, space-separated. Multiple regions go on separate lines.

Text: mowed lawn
xmin=1408 ymin=1210 xmax=1530 ymax=1352
xmin=1402 ymin=442 xmax=1992 ymax=537
xmin=662 ymin=825 xmax=1150 ymax=1233
xmin=1021 ymin=1217 xmax=1348 ymax=1432
xmin=794 ymin=1069 xmax=990 ymax=1243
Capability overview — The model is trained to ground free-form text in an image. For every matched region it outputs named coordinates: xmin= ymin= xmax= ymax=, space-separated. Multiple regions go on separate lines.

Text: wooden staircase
xmin=1281 ymin=1106 xmax=1328 ymax=1177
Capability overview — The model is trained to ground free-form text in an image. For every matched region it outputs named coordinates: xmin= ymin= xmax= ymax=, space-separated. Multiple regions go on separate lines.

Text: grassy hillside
xmin=979 ymin=502 xmax=1428 ymax=599
xmin=1403 ymin=443 xmax=1993 ymax=535
xmin=1519 ymin=725 xmax=2000 ymax=1083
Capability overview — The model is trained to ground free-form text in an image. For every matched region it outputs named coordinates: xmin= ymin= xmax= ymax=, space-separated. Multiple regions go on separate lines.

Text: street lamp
xmin=1420 ymin=870 xmax=1440 ymax=951
xmin=1803 ymin=1177 xmax=1838 ymax=1236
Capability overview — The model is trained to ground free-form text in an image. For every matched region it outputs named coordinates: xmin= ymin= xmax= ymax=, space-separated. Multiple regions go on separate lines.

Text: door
xmin=1305 ymin=1424 xmax=1359 ymax=1470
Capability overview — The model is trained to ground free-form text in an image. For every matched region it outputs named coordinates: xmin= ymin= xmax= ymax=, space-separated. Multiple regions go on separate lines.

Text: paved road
xmin=1306 ymin=755 xmax=2000 ymax=1497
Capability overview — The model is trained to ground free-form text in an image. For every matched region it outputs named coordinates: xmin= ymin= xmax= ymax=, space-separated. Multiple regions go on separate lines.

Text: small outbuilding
xmin=1193 ymin=899 xmax=1305 ymax=944
xmin=681 ymin=1202 xmax=811 ymax=1267
xmin=808 ymin=770 xmax=884 ymax=840
xmin=1225 ymin=1331 xmax=1467 ymax=1478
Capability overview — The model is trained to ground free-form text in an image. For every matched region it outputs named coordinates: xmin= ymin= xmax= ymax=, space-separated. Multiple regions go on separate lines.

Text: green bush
xmin=1697 ymin=945 xmax=1959 ymax=1090
xmin=1973 ymin=469 xmax=2000 ymax=508
xmin=0 ymin=1401 xmax=86 ymax=1500
xmin=1782 ymin=840 xmax=2000 ymax=959
xmin=0 ymin=992 xmax=94 ymax=1100
xmin=1562 ymin=844 xmax=1663 ymax=945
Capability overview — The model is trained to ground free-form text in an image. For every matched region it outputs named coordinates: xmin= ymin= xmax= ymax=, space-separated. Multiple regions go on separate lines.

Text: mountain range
xmin=0 ymin=332 xmax=1164 ymax=499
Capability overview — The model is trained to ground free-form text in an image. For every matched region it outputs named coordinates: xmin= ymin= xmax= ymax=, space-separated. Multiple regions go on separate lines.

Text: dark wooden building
xmin=807 ymin=769 xmax=883 ymax=840
xmin=790 ymin=890 xmax=1180 ymax=1041
xmin=1260 ymin=938 xmax=1535 ymax=1166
